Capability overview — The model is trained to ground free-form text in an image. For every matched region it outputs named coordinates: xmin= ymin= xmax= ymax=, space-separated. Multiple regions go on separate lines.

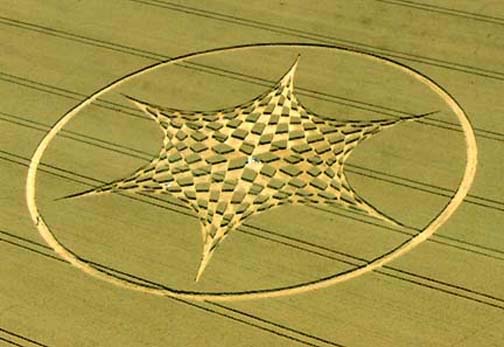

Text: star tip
xmin=291 ymin=54 xmax=300 ymax=71
xmin=194 ymin=250 xmax=210 ymax=283
xmin=279 ymin=55 xmax=301 ymax=88
xmin=194 ymin=240 xmax=218 ymax=283
xmin=122 ymin=94 xmax=148 ymax=109
xmin=194 ymin=260 xmax=207 ymax=283
xmin=375 ymin=211 xmax=406 ymax=229
xmin=54 ymin=188 xmax=98 ymax=201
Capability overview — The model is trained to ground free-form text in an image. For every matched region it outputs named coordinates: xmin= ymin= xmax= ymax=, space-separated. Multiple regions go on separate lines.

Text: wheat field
xmin=1 ymin=1 xmax=503 ymax=346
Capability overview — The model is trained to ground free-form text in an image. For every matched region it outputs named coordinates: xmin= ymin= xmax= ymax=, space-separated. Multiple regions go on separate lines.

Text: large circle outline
xmin=26 ymin=43 xmax=477 ymax=302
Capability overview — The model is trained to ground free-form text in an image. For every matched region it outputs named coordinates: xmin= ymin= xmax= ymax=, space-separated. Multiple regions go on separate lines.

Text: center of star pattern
xmin=67 ymin=57 xmax=429 ymax=281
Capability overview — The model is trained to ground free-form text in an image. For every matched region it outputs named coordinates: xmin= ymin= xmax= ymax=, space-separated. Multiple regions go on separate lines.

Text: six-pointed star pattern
xmin=67 ymin=57 xmax=429 ymax=281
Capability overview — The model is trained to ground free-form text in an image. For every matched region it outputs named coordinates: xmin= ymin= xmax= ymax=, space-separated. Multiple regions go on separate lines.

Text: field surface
xmin=1 ymin=1 xmax=503 ymax=346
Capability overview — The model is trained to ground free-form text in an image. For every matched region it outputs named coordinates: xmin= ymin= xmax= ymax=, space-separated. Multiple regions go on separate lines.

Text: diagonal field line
xmin=1 ymin=188 xmax=503 ymax=313
xmin=0 ymin=336 xmax=26 ymax=347
xmin=0 ymin=0 xmax=500 ymax=296
xmin=1 ymin=70 xmax=503 ymax=145
xmin=0 ymin=71 xmax=502 ymax=212
xmin=2 ymin=110 xmax=504 ymax=259
xmin=0 ymin=16 xmax=503 ymax=143
xmin=0 ymin=2 xmax=501 ymax=344
xmin=0 ymin=328 xmax=48 ymax=347
xmin=2 ymin=109 xmax=504 ymax=216
xmin=1 ymin=152 xmax=504 ymax=311
xmin=0 ymin=71 xmax=503 ymax=209
xmin=127 ymin=0 xmax=504 ymax=80
xmin=375 ymin=0 xmax=504 ymax=26
xmin=1 ymin=72 xmax=502 ymax=210
xmin=0 ymin=231 xmax=343 ymax=347
xmin=1 ymin=102 xmax=503 ymax=218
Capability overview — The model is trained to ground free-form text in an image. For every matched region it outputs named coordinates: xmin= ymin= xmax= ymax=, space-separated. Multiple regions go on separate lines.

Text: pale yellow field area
xmin=1 ymin=1 xmax=503 ymax=346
